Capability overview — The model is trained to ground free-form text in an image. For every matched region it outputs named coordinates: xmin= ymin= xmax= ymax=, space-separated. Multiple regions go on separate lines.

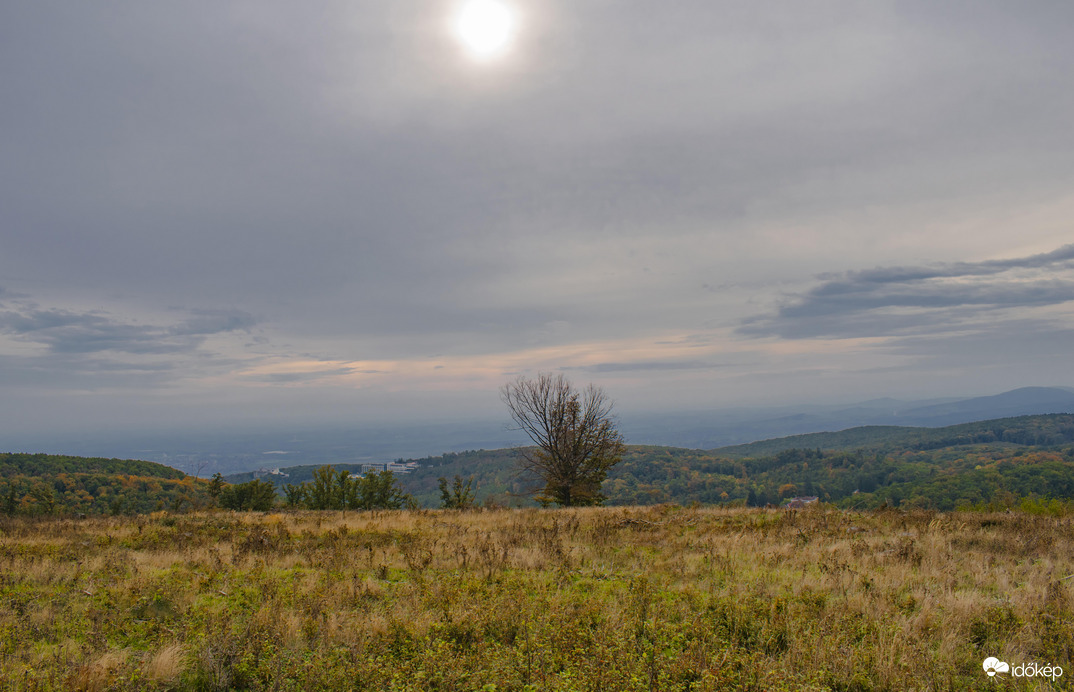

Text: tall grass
xmin=0 ymin=506 xmax=1069 ymax=690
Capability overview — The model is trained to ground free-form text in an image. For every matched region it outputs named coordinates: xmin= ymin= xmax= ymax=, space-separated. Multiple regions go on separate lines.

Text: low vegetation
xmin=0 ymin=505 xmax=1070 ymax=690
xmin=3 ymin=415 xmax=1071 ymax=688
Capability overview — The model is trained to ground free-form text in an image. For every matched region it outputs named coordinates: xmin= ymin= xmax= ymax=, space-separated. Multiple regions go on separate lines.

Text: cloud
xmin=0 ymin=296 xmax=259 ymax=394
xmin=564 ymin=361 xmax=730 ymax=374
xmin=0 ymin=304 xmax=256 ymax=355
xmin=169 ymin=310 xmax=259 ymax=338
xmin=0 ymin=353 xmax=177 ymax=389
xmin=241 ymin=367 xmax=358 ymax=384
xmin=741 ymin=245 xmax=1074 ymax=339
xmin=3 ymin=2 xmax=1074 ymax=428
xmin=814 ymin=244 xmax=1074 ymax=287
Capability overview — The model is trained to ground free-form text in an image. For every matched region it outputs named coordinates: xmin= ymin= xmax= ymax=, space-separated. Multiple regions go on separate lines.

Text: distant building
xmin=253 ymin=467 xmax=289 ymax=478
xmin=349 ymin=461 xmax=419 ymax=478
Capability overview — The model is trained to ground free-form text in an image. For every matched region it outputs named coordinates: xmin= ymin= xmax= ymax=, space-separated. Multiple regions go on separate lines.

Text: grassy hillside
xmin=2 ymin=506 xmax=1070 ymax=689
xmin=0 ymin=452 xmax=209 ymax=516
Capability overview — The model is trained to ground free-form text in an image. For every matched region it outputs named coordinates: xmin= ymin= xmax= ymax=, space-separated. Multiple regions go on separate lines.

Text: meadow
xmin=0 ymin=505 xmax=1070 ymax=691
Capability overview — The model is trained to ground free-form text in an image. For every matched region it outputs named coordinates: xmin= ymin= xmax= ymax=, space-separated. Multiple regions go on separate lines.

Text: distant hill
xmin=614 ymin=414 xmax=1074 ymax=510
xmin=890 ymin=387 xmax=1074 ymax=426
xmin=710 ymin=426 xmax=913 ymax=457
xmin=623 ymin=386 xmax=1074 ymax=449
xmin=8 ymin=409 xmax=1074 ymax=516
xmin=0 ymin=452 xmax=207 ymax=515
xmin=226 ymin=414 xmax=1074 ymax=511
xmin=430 ymin=414 xmax=1074 ymax=510
xmin=8 ymin=387 xmax=1071 ymax=474
xmin=0 ymin=452 xmax=185 ymax=479
xmin=710 ymin=414 xmax=1074 ymax=458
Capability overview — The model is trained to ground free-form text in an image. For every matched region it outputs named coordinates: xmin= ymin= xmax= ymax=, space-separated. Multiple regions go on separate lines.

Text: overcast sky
xmin=2 ymin=0 xmax=1073 ymax=435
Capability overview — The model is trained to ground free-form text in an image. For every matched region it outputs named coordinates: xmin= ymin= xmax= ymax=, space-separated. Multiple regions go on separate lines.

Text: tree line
xmin=218 ymin=467 xmax=482 ymax=511
xmin=216 ymin=466 xmax=415 ymax=511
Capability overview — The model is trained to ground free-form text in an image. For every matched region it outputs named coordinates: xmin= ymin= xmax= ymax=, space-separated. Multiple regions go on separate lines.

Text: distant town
xmin=251 ymin=460 xmax=420 ymax=480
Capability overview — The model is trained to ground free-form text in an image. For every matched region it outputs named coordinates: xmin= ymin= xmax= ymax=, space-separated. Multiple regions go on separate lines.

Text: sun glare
xmin=454 ymin=0 xmax=518 ymax=61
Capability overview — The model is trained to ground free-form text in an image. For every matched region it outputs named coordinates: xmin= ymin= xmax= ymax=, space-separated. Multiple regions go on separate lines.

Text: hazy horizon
xmin=3 ymin=2 xmax=1073 ymax=437
xmin=5 ymin=385 xmax=1073 ymax=476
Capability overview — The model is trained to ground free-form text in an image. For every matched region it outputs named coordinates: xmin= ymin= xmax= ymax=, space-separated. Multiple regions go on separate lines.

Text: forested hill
xmin=0 ymin=452 xmax=208 ymax=516
xmin=0 ymin=453 xmax=184 ymax=479
xmin=8 ymin=413 xmax=1074 ymax=514
xmin=392 ymin=414 xmax=1074 ymax=510
xmin=710 ymin=413 xmax=1074 ymax=458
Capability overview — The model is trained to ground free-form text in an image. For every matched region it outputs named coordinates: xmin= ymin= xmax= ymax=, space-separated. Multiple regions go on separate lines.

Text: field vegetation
xmin=0 ymin=505 xmax=1070 ymax=690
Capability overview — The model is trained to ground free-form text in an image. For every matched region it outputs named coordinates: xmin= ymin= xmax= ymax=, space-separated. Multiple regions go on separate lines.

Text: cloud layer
xmin=1 ymin=1 xmax=1073 ymax=432
xmin=0 ymin=303 xmax=256 ymax=356
xmin=742 ymin=245 xmax=1074 ymax=339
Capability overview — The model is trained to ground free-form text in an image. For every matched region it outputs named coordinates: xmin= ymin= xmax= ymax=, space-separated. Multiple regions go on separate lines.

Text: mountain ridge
xmin=709 ymin=412 xmax=1074 ymax=458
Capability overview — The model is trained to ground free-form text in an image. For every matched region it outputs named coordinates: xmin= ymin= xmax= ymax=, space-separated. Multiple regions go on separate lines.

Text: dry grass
xmin=145 ymin=643 xmax=187 ymax=685
xmin=0 ymin=506 xmax=1070 ymax=690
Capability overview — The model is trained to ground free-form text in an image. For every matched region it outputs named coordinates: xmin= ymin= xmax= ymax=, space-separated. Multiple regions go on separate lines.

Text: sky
xmin=2 ymin=0 xmax=1073 ymax=436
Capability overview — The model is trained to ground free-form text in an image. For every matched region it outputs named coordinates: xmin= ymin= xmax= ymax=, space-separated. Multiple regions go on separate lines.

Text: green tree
xmin=438 ymin=475 xmax=477 ymax=509
xmin=219 ymin=479 xmax=277 ymax=511
xmin=29 ymin=483 xmax=56 ymax=515
xmin=352 ymin=470 xmax=411 ymax=510
xmin=207 ymin=473 xmax=225 ymax=500
xmin=283 ymin=483 xmax=307 ymax=508
xmin=337 ymin=469 xmax=353 ymax=510
xmin=291 ymin=466 xmax=413 ymax=510
xmin=307 ymin=465 xmax=341 ymax=510
xmin=501 ymin=373 xmax=625 ymax=507
xmin=1 ymin=483 xmax=17 ymax=516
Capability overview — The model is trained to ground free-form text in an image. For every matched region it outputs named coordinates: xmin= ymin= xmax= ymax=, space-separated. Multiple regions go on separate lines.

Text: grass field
xmin=0 ymin=506 xmax=1070 ymax=690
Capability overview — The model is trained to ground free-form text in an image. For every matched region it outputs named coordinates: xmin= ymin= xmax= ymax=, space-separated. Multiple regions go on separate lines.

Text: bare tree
xmin=501 ymin=373 xmax=625 ymax=507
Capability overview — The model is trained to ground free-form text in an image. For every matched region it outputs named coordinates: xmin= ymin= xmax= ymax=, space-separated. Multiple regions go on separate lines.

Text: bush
xmin=219 ymin=479 xmax=277 ymax=511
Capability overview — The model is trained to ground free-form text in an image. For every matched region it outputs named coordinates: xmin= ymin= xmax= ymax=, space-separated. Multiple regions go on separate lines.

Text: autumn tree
xmin=501 ymin=373 xmax=625 ymax=507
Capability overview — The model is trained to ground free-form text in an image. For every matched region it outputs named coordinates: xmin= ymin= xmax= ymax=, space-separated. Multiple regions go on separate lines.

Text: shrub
xmin=219 ymin=479 xmax=277 ymax=511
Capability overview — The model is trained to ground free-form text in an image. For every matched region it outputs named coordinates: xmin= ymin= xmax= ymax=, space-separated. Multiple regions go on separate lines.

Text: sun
xmin=453 ymin=0 xmax=518 ymax=61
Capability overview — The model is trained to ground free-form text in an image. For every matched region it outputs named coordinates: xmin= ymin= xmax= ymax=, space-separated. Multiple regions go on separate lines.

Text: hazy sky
xmin=2 ymin=1 xmax=1073 ymax=435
